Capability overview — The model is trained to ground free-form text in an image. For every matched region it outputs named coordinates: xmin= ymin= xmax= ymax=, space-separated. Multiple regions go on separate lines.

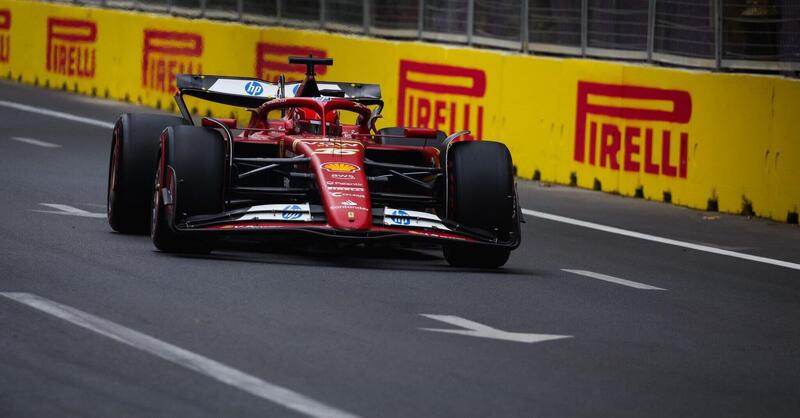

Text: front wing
xmin=169 ymin=205 xmax=521 ymax=248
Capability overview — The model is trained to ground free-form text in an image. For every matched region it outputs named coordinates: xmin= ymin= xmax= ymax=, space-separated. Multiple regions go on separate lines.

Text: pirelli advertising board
xmin=1 ymin=0 xmax=797 ymax=223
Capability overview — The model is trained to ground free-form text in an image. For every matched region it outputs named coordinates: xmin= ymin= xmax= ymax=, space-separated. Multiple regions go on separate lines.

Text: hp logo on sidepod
xmin=244 ymin=81 xmax=264 ymax=96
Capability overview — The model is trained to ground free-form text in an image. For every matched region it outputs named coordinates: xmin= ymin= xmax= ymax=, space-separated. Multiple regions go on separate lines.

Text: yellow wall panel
xmin=1 ymin=0 xmax=797 ymax=222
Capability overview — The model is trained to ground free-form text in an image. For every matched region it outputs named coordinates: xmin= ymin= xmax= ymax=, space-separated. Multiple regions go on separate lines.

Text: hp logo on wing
xmin=282 ymin=205 xmax=303 ymax=220
xmin=244 ymin=81 xmax=264 ymax=96
xmin=389 ymin=210 xmax=411 ymax=225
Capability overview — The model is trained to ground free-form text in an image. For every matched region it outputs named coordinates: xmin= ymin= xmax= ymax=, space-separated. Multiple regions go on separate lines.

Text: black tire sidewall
xmin=107 ymin=113 xmax=189 ymax=233
xmin=151 ymin=126 xmax=224 ymax=253
xmin=444 ymin=140 xmax=514 ymax=268
xmin=448 ymin=140 xmax=514 ymax=235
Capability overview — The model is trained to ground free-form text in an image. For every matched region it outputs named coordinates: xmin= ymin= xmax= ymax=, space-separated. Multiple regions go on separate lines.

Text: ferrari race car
xmin=107 ymin=57 xmax=521 ymax=268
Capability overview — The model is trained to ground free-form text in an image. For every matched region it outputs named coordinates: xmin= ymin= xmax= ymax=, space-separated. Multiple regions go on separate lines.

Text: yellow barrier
xmin=1 ymin=0 xmax=798 ymax=223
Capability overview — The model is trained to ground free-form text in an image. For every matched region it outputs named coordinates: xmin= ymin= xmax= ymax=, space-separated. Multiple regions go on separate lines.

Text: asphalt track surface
xmin=1 ymin=79 xmax=799 ymax=417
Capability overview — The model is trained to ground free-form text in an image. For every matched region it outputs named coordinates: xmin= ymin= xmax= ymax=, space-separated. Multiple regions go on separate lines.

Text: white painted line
xmin=10 ymin=136 xmax=61 ymax=148
xmin=522 ymin=208 xmax=800 ymax=272
xmin=0 ymin=292 xmax=360 ymax=418
xmin=31 ymin=203 xmax=106 ymax=218
xmin=419 ymin=314 xmax=572 ymax=344
xmin=561 ymin=269 xmax=666 ymax=290
xmin=0 ymin=99 xmax=114 ymax=129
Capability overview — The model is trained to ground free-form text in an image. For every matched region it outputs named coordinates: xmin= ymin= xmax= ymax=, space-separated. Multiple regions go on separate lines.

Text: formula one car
xmin=107 ymin=57 xmax=520 ymax=268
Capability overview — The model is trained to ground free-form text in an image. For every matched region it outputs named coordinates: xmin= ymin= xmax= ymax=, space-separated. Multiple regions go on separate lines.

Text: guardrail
xmin=47 ymin=0 xmax=800 ymax=76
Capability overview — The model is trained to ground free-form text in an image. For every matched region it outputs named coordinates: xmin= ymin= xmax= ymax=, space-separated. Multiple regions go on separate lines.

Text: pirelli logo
xmin=0 ymin=9 xmax=9 ymax=64
xmin=397 ymin=60 xmax=486 ymax=140
xmin=142 ymin=30 xmax=203 ymax=93
xmin=574 ymin=81 xmax=692 ymax=178
xmin=255 ymin=43 xmax=327 ymax=82
xmin=46 ymin=17 xmax=97 ymax=78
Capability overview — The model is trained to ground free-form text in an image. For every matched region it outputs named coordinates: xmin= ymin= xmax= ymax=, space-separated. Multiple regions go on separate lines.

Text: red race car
xmin=107 ymin=57 xmax=520 ymax=268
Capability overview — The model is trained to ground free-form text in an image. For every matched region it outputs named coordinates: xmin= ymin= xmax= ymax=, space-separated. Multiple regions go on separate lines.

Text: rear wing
xmin=175 ymin=74 xmax=382 ymax=108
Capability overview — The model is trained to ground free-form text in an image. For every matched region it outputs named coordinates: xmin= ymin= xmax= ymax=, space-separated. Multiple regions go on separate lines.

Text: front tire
xmin=443 ymin=141 xmax=514 ymax=268
xmin=151 ymin=126 xmax=225 ymax=253
xmin=107 ymin=113 xmax=189 ymax=233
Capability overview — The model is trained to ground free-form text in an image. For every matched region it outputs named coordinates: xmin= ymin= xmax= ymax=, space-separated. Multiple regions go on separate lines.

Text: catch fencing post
xmin=237 ymin=0 xmax=243 ymax=20
xmin=521 ymin=0 xmax=529 ymax=53
xmin=714 ymin=0 xmax=722 ymax=69
xmin=320 ymin=0 xmax=326 ymax=28
xmin=363 ymin=0 xmax=370 ymax=34
xmin=418 ymin=0 xmax=424 ymax=39
xmin=467 ymin=0 xmax=474 ymax=45
xmin=580 ymin=0 xmax=587 ymax=56
xmin=647 ymin=0 xmax=655 ymax=62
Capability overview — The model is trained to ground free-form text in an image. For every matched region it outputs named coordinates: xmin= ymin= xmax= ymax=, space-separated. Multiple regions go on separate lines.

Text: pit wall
xmin=2 ymin=0 xmax=798 ymax=222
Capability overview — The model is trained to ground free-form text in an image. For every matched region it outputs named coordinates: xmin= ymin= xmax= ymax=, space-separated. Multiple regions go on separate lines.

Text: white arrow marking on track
xmin=419 ymin=314 xmax=572 ymax=344
xmin=31 ymin=203 xmax=106 ymax=218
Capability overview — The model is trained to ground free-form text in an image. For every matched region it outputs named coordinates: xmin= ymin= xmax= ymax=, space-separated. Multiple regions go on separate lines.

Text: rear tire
xmin=151 ymin=126 xmax=225 ymax=253
xmin=443 ymin=141 xmax=514 ymax=268
xmin=107 ymin=113 xmax=189 ymax=233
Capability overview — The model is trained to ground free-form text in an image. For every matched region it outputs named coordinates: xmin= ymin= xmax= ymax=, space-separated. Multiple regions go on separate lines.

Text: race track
xmin=1 ymin=79 xmax=799 ymax=417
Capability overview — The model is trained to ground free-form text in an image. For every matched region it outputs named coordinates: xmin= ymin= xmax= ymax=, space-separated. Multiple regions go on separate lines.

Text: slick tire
xmin=151 ymin=126 xmax=225 ymax=254
xmin=107 ymin=113 xmax=189 ymax=234
xmin=443 ymin=140 xmax=514 ymax=268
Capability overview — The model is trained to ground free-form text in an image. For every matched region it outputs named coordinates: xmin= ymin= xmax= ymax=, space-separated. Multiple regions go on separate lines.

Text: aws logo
xmin=46 ymin=17 xmax=97 ymax=78
xmin=397 ymin=60 xmax=486 ymax=140
xmin=574 ymin=81 xmax=692 ymax=178
xmin=142 ymin=29 xmax=203 ymax=93
xmin=255 ymin=43 xmax=327 ymax=82
xmin=0 ymin=10 xmax=9 ymax=64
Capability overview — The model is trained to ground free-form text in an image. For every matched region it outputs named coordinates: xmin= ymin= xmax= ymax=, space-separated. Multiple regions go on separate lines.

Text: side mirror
xmin=202 ymin=117 xmax=237 ymax=130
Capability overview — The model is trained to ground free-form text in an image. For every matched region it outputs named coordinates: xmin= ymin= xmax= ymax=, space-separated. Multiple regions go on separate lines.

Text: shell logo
xmin=321 ymin=162 xmax=360 ymax=173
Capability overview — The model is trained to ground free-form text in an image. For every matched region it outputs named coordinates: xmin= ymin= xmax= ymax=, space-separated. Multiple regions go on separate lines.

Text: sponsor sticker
xmin=237 ymin=203 xmax=312 ymax=222
xmin=328 ymin=186 xmax=364 ymax=192
xmin=46 ymin=17 xmax=97 ymax=78
xmin=574 ymin=81 xmax=692 ymax=178
xmin=281 ymin=204 xmax=303 ymax=220
xmin=330 ymin=192 xmax=365 ymax=198
xmin=142 ymin=29 xmax=203 ymax=93
xmin=340 ymin=200 xmax=358 ymax=206
xmin=244 ymin=80 xmax=264 ymax=96
xmin=383 ymin=207 xmax=452 ymax=231
xmin=326 ymin=181 xmax=362 ymax=186
xmin=388 ymin=209 xmax=411 ymax=226
xmin=331 ymin=174 xmax=356 ymax=180
xmin=321 ymin=162 xmax=360 ymax=173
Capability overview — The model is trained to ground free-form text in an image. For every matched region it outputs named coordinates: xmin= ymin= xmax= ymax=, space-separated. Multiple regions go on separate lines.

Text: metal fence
xmin=58 ymin=0 xmax=800 ymax=75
